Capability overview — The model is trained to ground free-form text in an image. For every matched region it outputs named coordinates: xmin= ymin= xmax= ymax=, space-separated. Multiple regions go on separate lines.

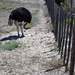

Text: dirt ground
xmin=0 ymin=0 xmax=70 ymax=75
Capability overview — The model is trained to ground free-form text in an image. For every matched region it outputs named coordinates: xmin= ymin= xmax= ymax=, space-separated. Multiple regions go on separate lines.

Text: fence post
xmin=69 ymin=14 xmax=75 ymax=75
xmin=54 ymin=4 xmax=58 ymax=36
xmin=58 ymin=3 xmax=63 ymax=53
xmin=65 ymin=14 xmax=74 ymax=71
xmin=52 ymin=0 xmax=55 ymax=28
xmin=61 ymin=11 xmax=67 ymax=58
xmin=63 ymin=13 xmax=71 ymax=65
xmin=45 ymin=0 xmax=52 ymax=23
xmin=55 ymin=7 xmax=60 ymax=42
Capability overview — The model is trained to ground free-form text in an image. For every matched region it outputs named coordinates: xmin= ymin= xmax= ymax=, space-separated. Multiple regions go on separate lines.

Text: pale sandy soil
xmin=0 ymin=0 xmax=70 ymax=75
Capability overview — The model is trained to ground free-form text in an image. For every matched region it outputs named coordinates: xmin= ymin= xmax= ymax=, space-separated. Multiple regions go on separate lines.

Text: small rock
xmin=25 ymin=34 xmax=28 ymax=37
xmin=28 ymin=34 xmax=31 ymax=37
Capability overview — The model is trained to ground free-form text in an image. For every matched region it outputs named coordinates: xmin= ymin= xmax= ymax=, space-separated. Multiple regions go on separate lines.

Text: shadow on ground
xmin=0 ymin=35 xmax=22 ymax=41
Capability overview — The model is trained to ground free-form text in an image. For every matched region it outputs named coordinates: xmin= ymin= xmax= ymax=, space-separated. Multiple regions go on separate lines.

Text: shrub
xmin=3 ymin=41 xmax=21 ymax=51
xmin=55 ymin=0 xmax=65 ymax=6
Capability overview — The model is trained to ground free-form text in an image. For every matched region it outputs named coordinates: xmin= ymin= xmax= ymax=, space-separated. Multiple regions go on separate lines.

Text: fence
xmin=45 ymin=0 xmax=75 ymax=75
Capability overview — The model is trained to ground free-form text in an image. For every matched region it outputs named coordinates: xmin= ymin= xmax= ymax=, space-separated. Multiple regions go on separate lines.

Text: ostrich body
xmin=8 ymin=7 xmax=32 ymax=37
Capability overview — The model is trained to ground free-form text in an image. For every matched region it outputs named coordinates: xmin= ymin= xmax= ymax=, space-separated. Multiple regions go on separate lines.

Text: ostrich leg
xmin=17 ymin=25 xmax=20 ymax=37
xmin=15 ymin=21 xmax=20 ymax=37
xmin=20 ymin=23 xmax=24 ymax=37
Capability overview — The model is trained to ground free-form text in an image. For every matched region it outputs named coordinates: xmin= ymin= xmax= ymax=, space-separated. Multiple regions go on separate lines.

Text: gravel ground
xmin=0 ymin=0 xmax=70 ymax=75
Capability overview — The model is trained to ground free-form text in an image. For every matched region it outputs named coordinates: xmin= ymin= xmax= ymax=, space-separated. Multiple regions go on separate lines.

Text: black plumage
xmin=8 ymin=7 xmax=32 ymax=37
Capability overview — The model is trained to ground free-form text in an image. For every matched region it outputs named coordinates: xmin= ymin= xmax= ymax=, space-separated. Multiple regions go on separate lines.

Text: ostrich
xmin=8 ymin=7 xmax=32 ymax=37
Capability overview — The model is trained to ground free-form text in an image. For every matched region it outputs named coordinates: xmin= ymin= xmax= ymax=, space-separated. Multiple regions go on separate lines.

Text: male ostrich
xmin=8 ymin=7 xmax=32 ymax=37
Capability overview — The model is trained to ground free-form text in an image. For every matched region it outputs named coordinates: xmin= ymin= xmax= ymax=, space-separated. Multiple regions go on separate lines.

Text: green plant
xmin=5 ymin=61 xmax=7 ymax=64
xmin=66 ymin=18 xmax=71 ymax=24
xmin=58 ymin=18 xmax=74 ymax=26
xmin=11 ymin=28 xmax=15 ymax=31
xmin=0 ymin=42 xmax=2 ymax=45
xmin=53 ymin=48 xmax=58 ymax=51
xmin=8 ymin=69 xmax=12 ymax=73
xmin=3 ymin=41 xmax=21 ymax=51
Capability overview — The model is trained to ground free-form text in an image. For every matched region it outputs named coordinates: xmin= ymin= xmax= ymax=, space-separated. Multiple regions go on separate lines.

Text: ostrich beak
xmin=23 ymin=21 xmax=33 ymax=29
xmin=8 ymin=19 xmax=13 ymax=26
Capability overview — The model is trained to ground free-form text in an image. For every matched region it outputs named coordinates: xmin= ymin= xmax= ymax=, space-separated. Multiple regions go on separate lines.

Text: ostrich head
xmin=8 ymin=19 xmax=13 ymax=26
xmin=8 ymin=13 xmax=13 ymax=26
